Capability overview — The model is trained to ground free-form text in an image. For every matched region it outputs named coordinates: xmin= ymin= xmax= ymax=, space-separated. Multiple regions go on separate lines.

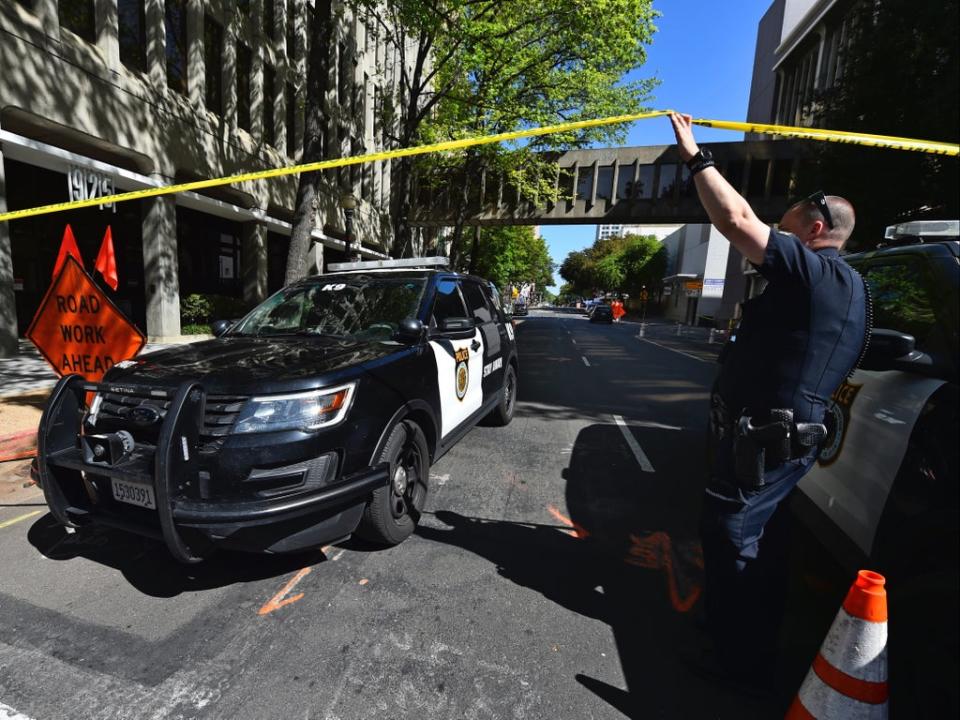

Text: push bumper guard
xmin=38 ymin=375 xmax=387 ymax=563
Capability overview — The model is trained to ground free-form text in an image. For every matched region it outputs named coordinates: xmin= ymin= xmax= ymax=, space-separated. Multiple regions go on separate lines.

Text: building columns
xmin=241 ymin=222 xmax=268 ymax=306
xmin=0 ymin=145 xmax=18 ymax=357
xmin=142 ymin=180 xmax=181 ymax=341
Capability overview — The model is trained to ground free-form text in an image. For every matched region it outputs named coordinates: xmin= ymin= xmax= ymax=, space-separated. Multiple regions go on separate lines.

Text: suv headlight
xmin=233 ymin=383 xmax=356 ymax=434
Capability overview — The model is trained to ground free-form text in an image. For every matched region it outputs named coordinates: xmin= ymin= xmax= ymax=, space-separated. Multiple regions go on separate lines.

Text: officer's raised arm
xmin=668 ymin=113 xmax=770 ymax=265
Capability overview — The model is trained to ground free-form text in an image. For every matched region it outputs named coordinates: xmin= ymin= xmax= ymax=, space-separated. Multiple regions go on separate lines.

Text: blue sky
xmin=542 ymin=0 xmax=773 ymax=292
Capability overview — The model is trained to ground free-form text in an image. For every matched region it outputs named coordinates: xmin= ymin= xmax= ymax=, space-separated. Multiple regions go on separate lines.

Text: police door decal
xmin=430 ymin=330 xmax=485 ymax=438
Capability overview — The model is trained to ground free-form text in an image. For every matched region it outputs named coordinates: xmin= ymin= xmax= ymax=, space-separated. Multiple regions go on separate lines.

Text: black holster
xmin=733 ymin=409 xmax=827 ymax=489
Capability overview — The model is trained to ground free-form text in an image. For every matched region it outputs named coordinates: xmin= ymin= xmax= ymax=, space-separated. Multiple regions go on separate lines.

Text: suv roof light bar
xmin=883 ymin=220 xmax=959 ymax=241
xmin=327 ymin=257 xmax=451 ymax=272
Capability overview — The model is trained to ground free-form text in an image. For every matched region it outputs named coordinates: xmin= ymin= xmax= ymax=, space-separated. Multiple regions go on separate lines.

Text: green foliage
xmin=180 ymin=294 xmax=250 ymax=325
xmin=357 ymin=0 xmax=659 ymax=255
xmin=180 ymin=324 xmax=213 ymax=336
xmin=800 ymin=0 xmax=959 ymax=249
xmin=559 ymin=233 xmax=665 ymax=296
xmin=466 ymin=226 xmax=554 ymax=290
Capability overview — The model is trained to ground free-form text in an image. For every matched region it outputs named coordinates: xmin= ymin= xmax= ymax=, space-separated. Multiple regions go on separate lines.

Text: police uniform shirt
xmin=718 ymin=228 xmax=867 ymax=424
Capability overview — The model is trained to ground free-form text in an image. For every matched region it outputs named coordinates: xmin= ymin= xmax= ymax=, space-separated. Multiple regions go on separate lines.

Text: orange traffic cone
xmin=786 ymin=570 xmax=889 ymax=719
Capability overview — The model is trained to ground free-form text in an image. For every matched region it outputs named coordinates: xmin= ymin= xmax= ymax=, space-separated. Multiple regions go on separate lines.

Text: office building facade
xmin=1 ymin=1 xmax=408 ymax=353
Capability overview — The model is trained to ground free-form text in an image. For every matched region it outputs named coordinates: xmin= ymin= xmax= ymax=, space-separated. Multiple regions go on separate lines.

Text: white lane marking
xmin=331 ymin=549 xmax=346 ymax=562
xmin=581 ymin=356 xmax=591 ymax=367
xmin=640 ymin=338 xmax=706 ymax=363
xmin=632 ymin=421 xmax=683 ymax=431
xmin=613 ymin=415 xmax=655 ymax=473
xmin=571 ymin=339 xmax=577 ymax=344
xmin=430 ymin=473 xmax=450 ymax=487
xmin=1 ymin=702 xmax=36 ymax=720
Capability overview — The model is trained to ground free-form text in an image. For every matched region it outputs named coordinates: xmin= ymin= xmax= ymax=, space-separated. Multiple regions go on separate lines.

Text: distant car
xmin=794 ymin=224 xmax=958 ymax=714
xmin=589 ymin=304 xmax=613 ymax=323
xmin=512 ymin=302 xmax=529 ymax=317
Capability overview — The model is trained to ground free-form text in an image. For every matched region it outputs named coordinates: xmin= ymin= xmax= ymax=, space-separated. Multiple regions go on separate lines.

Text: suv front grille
xmin=98 ymin=388 xmax=248 ymax=449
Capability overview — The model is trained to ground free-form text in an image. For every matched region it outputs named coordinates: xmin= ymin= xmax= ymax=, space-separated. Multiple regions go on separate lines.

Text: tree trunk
xmin=448 ymin=151 xmax=479 ymax=268
xmin=390 ymin=156 xmax=414 ymax=258
xmin=467 ymin=225 xmax=481 ymax=275
xmin=285 ymin=1 xmax=334 ymax=285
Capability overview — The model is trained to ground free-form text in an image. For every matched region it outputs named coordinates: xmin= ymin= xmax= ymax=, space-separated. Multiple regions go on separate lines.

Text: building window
xmin=338 ymin=42 xmax=350 ymax=106
xmin=286 ymin=0 xmax=297 ymax=59
xmin=118 ymin=0 xmax=147 ymax=72
xmin=204 ymin=15 xmax=224 ymax=116
xmin=285 ymin=82 xmax=297 ymax=157
xmin=657 ymin=164 xmax=678 ymax=199
xmin=58 ymin=0 xmax=96 ymax=42
xmin=263 ymin=64 xmax=277 ymax=146
xmin=165 ymin=0 xmax=188 ymax=95
xmin=237 ymin=43 xmax=252 ymax=132
xmin=596 ymin=165 xmax=614 ymax=202
xmin=264 ymin=0 xmax=276 ymax=41
xmin=575 ymin=168 xmax=592 ymax=201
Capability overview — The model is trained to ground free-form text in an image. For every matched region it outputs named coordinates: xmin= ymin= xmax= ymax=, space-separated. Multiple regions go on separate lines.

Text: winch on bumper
xmin=37 ymin=374 xmax=388 ymax=563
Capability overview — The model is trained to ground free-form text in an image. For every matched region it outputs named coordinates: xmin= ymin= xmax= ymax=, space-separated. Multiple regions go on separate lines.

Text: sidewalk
xmin=0 ymin=337 xmax=210 ymax=466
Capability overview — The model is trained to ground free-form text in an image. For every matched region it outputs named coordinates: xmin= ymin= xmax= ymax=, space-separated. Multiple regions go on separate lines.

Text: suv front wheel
xmin=357 ymin=420 xmax=430 ymax=546
xmin=486 ymin=364 xmax=517 ymax=427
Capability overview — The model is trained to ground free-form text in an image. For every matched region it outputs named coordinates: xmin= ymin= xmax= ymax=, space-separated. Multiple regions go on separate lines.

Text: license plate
xmin=111 ymin=479 xmax=157 ymax=509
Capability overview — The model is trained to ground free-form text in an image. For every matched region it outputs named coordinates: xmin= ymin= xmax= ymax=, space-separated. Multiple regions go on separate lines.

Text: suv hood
xmin=103 ymin=336 xmax=403 ymax=395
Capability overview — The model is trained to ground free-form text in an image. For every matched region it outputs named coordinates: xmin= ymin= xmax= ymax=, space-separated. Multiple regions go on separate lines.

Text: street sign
xmin=26 ymin=255 xmax=145 ymax=382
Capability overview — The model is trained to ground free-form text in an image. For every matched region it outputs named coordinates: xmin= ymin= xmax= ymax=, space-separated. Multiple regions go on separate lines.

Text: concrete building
xmin=747 ymin=0 xmax=858 ymax=131
xmin=1 ymin=1 xmax=408 ymax=354
xmin=659 ymin=224 xmax=748 ymax=328
xmin=595 ymin=223 xmax=684 ymax=242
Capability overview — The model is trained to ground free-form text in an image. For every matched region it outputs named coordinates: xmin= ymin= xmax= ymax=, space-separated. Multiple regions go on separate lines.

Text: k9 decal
xmin=430 ymin=330 xmax=485 ymax=438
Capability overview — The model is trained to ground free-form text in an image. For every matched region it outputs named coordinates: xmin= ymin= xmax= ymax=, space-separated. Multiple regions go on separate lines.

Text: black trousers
xmin=699 ymin=435 xmax=817 ymax=680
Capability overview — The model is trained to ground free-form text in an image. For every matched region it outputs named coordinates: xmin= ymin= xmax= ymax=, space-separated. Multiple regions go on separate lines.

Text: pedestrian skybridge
xmin=410 ymin=140 xmax=806 ymax=227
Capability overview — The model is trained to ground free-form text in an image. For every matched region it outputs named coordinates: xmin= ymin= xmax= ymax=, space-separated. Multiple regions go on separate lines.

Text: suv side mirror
xmin=861 ymin=328 xmax=916 ymax=370
xmin=396 ymin=318 xmax=425 ymax=343
xmin=210 ymin=319 xmax=236 ymax=337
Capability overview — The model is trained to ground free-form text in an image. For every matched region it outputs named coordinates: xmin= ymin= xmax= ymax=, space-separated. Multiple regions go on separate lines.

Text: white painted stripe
xmin=640 ymin=338 xmax=706 ymax=363
xmin=632 ymin=421 xmax=683 ymax=431
xmin=582 ymin=356 xmax=591 ymax=367
xmin=0 ymin=702 xmax=36 ymax=720
xmin=819 ymin=608 xmax=888 ymax=682
xmin=571 ymin=339 xmax=577 ymax=344
xmin=613 ymin=415 xmax=655 ymax=473
xmin=796 ymin=668 xmax=885 ymax=718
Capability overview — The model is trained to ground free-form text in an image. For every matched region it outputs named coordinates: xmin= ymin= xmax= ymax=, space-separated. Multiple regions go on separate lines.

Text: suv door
xmin=799 ymin=253 xmax=949 ymax=558
xmin=460 ymin=279 xmax=506 ymax=394
xmin=428 ymin=278 xmax=485 ymax=439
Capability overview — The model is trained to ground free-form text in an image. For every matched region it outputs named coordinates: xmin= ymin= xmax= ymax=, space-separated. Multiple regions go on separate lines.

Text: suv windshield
xmin=231 ymin=275 xmax=427 ymax=339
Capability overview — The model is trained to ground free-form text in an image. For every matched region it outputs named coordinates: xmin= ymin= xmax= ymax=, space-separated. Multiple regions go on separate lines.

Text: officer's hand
xmin=669 ymin=112 xmax=699 ymax=162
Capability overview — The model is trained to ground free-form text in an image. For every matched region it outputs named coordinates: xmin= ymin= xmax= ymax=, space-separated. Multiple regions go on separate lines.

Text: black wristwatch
xmin=686 ymin=147 xmax=715 ymax=176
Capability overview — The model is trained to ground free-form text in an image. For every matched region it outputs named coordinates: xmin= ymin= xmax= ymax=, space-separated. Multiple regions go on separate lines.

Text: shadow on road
xmin=419 ymin=422 xmax=781 ymax=718
xmin=26 ymin=513 xmax=326 ymax=598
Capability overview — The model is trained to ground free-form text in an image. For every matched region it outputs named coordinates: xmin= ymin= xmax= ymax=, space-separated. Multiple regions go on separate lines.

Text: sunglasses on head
xmin=806 ymin=190 xmax=834 ymax=229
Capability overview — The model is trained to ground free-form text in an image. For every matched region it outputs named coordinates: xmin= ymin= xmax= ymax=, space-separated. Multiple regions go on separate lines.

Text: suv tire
xmin=487 ymin=364 xmax=517 ymax=427
xmin=357 ymin=420 xmax=429 ymax=546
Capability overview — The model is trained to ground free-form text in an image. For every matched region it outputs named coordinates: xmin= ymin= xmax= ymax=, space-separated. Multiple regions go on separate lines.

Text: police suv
xmin=36 ymin=258 xmax=519 ymax=562
xmin=795 ymin=221 xmax=958 ymax=712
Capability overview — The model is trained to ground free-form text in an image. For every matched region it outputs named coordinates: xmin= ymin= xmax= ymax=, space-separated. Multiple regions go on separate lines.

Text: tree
xmin=558 ymin=232 xmax=664 ymax=296
xmin=360 ymin=0 xmax=658 ymax=258
xmin=285 ymin=0 xmax=336 ymax=284
xmin=466 ymin=226 xmax=554 ymax=291
xmin=801 ymin=0 xmax=959 ymax=248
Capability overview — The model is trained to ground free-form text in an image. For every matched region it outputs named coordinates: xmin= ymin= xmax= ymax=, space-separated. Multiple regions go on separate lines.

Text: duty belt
xmin=711 ymin=395 xmax=827 ymax=489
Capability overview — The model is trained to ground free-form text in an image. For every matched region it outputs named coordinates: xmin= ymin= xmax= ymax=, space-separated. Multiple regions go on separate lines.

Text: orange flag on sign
xmin=52 ymin=224 xmax=83 ymax=279
xmin=94 ymin=226 xmax=119 ymax=291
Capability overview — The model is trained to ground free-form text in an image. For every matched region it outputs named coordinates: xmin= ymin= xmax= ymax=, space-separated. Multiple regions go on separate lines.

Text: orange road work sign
xmin=26 ymin=255 xmax=145 ymax=382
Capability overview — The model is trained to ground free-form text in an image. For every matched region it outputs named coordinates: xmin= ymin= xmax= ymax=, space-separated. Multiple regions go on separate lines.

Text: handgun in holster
xmin=733 ymin=409 xmax=827 ymax=489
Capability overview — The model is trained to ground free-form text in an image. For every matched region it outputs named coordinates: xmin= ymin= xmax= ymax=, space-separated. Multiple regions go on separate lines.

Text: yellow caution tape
xmin=692 ymin=117 xmax=959 ymax=157
xmin=0 ymin=109 xmax=955 ymax=224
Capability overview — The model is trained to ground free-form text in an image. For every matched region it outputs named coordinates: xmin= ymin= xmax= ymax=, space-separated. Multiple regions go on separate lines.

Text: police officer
xmin=668 ymin=113 xmax=868 ymax=690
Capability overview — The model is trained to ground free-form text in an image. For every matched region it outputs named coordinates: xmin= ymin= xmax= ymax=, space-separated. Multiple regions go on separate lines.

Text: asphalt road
xmin=0 ymin=311 xmax=836 ymax=719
